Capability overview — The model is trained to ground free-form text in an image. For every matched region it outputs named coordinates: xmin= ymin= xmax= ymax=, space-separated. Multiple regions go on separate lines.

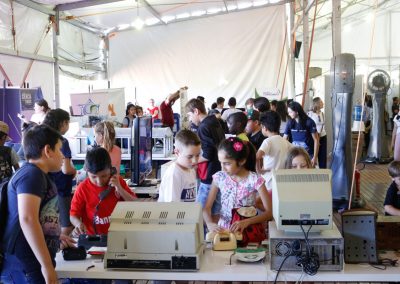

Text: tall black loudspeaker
xmin=294 ymin=41 xmax=302 ymax=58
xmin=342 ymin=210 xmax=378 ymax=264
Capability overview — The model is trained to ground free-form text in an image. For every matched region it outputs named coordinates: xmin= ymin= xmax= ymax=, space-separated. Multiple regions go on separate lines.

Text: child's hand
xmin=109 ymin=174 xmax=121 ymax=188
xmin=73 ymin=223 xmax=87 ymax=236
xmin=109 ymin=174 xmax=123 ymax=197
xmin=207 ymin=223 xmax=224 ymax=233
xmin=59 ymin=234 xmax=76 ymax=249
xmin=230 ymin=219 xmax=250 ymax=233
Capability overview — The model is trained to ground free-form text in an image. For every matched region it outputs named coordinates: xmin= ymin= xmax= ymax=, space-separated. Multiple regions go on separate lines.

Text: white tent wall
xmin=295 ymin=10 xmax=400 ymax=99
xmin=108 ymin=5 xmax=287 ymax=111
xmin=0 ymin=0 xmax=54 ymax=106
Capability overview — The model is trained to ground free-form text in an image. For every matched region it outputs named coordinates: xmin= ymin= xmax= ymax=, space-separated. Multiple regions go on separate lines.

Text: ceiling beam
xmin=56 ymin=0 xmax=126 ymax=11
xmin=14 ymin=0 xmax=55 ymax=15
xmin=223 ymin=0 xmax=229 ymax=13
xmin=140 ymin=0 xmax=166 ymax=25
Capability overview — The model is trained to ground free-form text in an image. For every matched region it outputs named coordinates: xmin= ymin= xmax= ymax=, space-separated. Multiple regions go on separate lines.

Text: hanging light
xmin=132 ymin=0 xmax=144 ymax=30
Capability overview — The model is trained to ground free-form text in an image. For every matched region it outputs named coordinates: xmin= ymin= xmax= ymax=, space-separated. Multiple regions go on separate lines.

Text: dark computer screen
xmin=131 ymin=116 xmax=153 ymax=186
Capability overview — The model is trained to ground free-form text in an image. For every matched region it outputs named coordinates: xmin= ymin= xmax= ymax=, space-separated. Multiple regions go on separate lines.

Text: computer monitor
xmin=271 ymin=169 xmax=333 ymax=233
xmin=131 ymin=116 xmax=153 ymax=186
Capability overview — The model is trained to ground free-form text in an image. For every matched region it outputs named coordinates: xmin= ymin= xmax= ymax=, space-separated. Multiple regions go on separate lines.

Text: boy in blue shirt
xmin=384 ymin=161 xmax=400 ymax=216
xmin=1 ymin=124 xmax=72 ymax=284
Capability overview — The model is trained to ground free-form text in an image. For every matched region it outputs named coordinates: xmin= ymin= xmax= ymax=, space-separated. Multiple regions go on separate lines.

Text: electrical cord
xmin=297 ymin=224 xmax=320 ymax=276
xmin=370 ymin=258 xmax=399 ymax=270
xmin=273 ymin=254 xmax=291 ymax=284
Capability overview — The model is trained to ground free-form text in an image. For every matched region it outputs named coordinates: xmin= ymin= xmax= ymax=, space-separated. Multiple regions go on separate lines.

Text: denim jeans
xmin=196 ymin=182 xmax=221 ymax=215
xmin=0 ymin=253 xmax=45 ymax=284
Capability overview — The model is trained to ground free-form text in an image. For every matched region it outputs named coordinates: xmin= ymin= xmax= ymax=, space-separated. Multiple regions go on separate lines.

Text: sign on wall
xmin=70 ymin=88 xmax=125 ymax=122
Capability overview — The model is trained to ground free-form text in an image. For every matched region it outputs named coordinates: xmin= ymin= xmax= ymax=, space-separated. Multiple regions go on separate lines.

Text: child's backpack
xmin=0 ymin=178 xmax=10 ymax=270
xmin=0 ymin=146 xmax=12 ymax=183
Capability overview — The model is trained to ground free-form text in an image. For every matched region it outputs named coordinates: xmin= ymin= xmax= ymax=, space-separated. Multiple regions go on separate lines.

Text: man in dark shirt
xmin=246 ymin=110 xmax=265 ymax=150
xmin=186 ymin=98 xmax=225 ymax=221
xmin=160 ymin=87 xmax=187 ymax=129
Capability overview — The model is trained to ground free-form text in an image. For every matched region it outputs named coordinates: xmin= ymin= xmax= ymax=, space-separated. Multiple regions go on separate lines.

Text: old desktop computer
xmin=269 ymin=169 xmax=343 ymax=272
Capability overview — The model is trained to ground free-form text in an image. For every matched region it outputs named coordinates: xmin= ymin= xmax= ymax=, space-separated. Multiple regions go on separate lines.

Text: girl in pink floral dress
xmin=203 ymin=137 xmax=272 ymax=234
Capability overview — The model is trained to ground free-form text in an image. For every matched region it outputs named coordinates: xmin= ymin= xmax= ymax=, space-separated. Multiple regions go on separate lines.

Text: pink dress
xmin=212 ymin=171 xmax=265 ymax=229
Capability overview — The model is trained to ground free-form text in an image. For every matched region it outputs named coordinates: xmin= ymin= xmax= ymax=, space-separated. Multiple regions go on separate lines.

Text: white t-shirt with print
xmin=308 ymin=111 xmax=326 ymax=137
xmin=259 ymin=135 xmax=292 ymax=189
xmin=158 ymin=162 xmax=197 ymax=202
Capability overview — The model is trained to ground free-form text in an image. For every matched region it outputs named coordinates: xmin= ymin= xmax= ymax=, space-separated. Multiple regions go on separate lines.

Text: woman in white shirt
xmin=308 ymin=97 xmax=327 ymax=168
xmin=30 ymin=99 xmax=50 ymax=124
xmin=392 ymin=113 xmax=400 ymax=161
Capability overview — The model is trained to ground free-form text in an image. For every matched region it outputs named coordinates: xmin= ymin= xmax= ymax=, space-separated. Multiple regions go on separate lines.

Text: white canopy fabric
xmin=109 ymin=5 xmax=287 ymax=107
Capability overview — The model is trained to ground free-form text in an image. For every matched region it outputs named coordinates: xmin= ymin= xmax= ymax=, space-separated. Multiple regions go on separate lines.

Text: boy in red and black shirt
xmin=70 ymin=147 xmax=136 ymax=235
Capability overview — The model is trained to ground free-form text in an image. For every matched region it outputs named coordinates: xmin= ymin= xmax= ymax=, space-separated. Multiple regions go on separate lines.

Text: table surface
xmin=55 ymin=248 xmax=400 ymax=282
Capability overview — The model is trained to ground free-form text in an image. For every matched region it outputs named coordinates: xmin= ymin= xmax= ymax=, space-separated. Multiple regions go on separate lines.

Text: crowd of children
xmin=3 ymin=92 xmax=400 ymax=283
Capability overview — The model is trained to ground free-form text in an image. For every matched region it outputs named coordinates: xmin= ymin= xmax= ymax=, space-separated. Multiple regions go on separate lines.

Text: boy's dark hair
xmin=84 ymin=147 xmax=112 ymax=174
xmin=388 ymin=161 xmax=400 ymax=178
xmin=216 ymin=97 xmax=225 ymax=105
xmin=42 ymin=108 xmax=70 ymax=131
xmin=228 ymin=97 xmax=236 ymax=107
xmin=211 ymin=102 xmax=217 ymax=110
xmin=227 ymin=112 xmax=248 ymax=134
xmin=260 ymin=111 xmax=281 ymax=133
xmin=36 ymin=99 xmax=50 ymax=112
xmin=196 ymin=96 xmax=205 ymax=103
xmin=185 ymin=98 xmax=206 ymax=114
xmin=254 ymin=97 xmax=271 ymax=112
xmin=218 ymin=137 xmax=256 ymax=172
xmin=271 ymin=100 xmax=278 ymax=107
xmin=175 ymin=129 xmax=201 ymax=147
xmin=23 ymin=124 xmax=63 ymax=160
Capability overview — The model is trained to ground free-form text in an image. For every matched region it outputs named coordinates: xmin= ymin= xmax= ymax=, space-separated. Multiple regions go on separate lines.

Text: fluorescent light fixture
xmin=161 ymin=15 xmax=176 ymax=23
xmin=227 ymin=5 xmax=237 ymax=11
xmin=253 ymin=0 xmax=268 ymax=6
xmin=207 ymin=7 xmax=222 ymax=14
xmin=237 ymin=2 xmax=252 ymax=9
xmin=192 ymin=10 xmax=206 ymax=17
xmin=145 ymin=18 xmax=160 ymax=26
xmin=176 ymin=12 xmax=190 ymax=19
xmin=131 ymin=17 xmax=145 ymax=30
xmin=117 ymin=24 xmax=130 ymax=30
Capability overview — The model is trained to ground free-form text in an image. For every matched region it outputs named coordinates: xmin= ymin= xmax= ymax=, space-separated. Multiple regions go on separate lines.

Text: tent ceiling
xmin=26 ymin=0 xmax=290 ymax=34
xmin=21 ymin=0 xmax=400 ymax=36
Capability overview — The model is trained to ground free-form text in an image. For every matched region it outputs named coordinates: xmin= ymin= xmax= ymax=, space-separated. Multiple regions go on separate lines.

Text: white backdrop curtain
xmin=109 ymin=5 xmax=287 ymax=110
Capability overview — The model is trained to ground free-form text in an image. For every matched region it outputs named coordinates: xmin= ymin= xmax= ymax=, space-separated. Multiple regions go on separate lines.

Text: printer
xmin=105 ymin=202 xmax=204 ymax=271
